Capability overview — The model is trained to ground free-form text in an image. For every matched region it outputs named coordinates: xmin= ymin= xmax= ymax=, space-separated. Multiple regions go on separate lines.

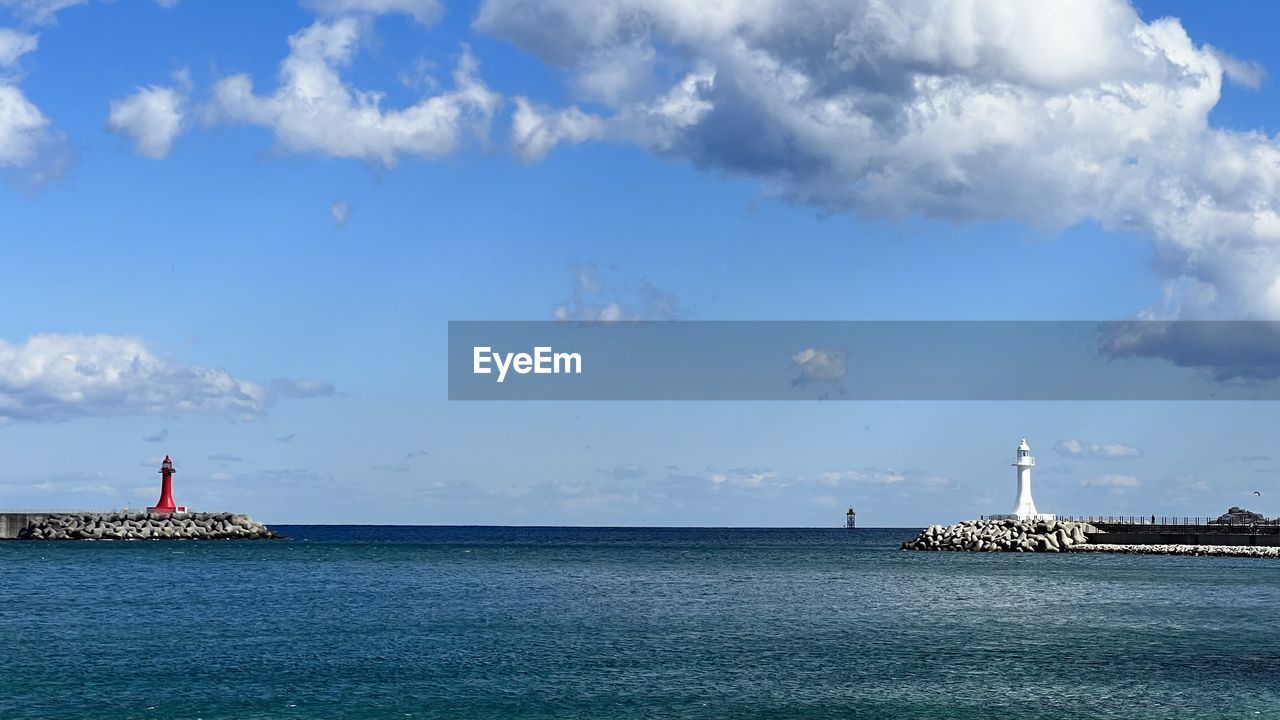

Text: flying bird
xmin=1253 ymin=491 xmax=1262 ymax=496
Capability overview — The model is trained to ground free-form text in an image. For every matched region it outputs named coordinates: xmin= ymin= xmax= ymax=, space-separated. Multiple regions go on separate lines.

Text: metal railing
xmin=980 ymin=514 xmax=1280 ymax=535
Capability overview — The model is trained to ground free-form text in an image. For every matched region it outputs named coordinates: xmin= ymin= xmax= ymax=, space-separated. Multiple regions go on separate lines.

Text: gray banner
xmin=448 ymin=321 xmax=1280 ymax=400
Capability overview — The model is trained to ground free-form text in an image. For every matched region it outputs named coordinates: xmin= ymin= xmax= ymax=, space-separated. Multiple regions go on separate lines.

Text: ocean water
xmin=2 ymin=526 xmax=1278 ymax=720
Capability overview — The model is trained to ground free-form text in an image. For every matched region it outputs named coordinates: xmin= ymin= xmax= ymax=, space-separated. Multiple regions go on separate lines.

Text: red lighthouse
xmin=147 ymin=455 xmax=186 ymax=514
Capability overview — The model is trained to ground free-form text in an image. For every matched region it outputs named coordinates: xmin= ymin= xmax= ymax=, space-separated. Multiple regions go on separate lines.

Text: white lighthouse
xmin=992 ymin=438 xmax=1054 ymax=521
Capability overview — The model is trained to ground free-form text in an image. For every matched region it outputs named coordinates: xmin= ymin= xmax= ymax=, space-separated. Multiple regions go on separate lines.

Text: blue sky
xmin=1 ymin=0 xmax=1278 ymax=525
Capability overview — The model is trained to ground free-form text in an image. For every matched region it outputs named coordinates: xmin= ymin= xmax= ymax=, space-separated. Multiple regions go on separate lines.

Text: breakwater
xmin=1069 ymin=543 xmax=1280 ymax=558
xmin=901 ymin=518 xmax=1098 ymax=552
xmin=903 ymin=518 xmax=1280 ymax=558
xmin=7 ymin=512 xmax=280 ymax=540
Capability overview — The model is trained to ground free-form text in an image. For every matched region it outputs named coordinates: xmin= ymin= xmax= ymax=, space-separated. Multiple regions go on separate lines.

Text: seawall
xmin=902 ymin=518 xmax=1280 ymax=558
xmin=1 ymin=512 xmax=280 ymax=540
xmin=0 ymin=513 xmax=51 ymax=539
xmin=1091 ymin=532 xmax=1280 ymax=547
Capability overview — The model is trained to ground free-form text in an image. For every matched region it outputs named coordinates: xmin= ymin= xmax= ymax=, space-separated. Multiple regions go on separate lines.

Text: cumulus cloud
xmin=0 ymin=334 xmax=267 ymax=422
xmin=477 ymin=0 xmax=1280 ymax=322
xmin=106 ymin=79 xmax=187 ymax=159
xmin=0 ymin=29 xmax=66 ymax=184
xmin=0 ymin=84 xmax=55 ymax=167
xmin=551 ymin=262 xmax=689 ymax=321
xmin=302 ymin=0 xmax=442 ymax=25
xmin=1099 ymin=321 xmax=1280 ymax=381
xmin=1054 ymin=438 xmax=1143 ymax=459
xmin=206 ymin=18 xmax=500 ymax=166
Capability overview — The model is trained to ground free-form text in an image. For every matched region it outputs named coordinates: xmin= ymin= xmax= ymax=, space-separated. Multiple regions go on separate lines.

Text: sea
xmin=2 ymin=526 xmax=1278 ymax=720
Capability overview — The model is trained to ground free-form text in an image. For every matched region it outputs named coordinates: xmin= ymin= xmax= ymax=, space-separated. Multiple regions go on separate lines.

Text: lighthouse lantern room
xmin=147 ymin=455 xmax=187 ymax=515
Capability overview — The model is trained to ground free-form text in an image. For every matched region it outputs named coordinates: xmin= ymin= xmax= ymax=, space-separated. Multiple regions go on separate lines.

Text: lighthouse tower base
xmin=986 ymin=512 xmax=1056 ymax=522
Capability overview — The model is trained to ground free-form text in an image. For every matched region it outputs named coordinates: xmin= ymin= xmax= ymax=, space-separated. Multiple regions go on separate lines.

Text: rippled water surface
xmin=2 ymin=526 xmax=1278 ymax=719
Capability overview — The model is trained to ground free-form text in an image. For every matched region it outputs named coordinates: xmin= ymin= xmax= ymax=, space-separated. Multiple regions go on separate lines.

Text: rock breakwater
xmin=901 ymin=518 xmax=1101 ymax=552
xmin=17 ymin=512 xmax=280 ymax=540
xmin=1070 ymin=543 xmax=1279 ymax=558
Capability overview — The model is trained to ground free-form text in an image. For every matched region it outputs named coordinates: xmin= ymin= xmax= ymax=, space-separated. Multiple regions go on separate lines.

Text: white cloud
xmin=791 ymin=348 xmax=847 ymax=387
xmin=331 ymin=199 xmax=351 ymax=225
xmin=106 ymin=84 xmax=186 ymax=159
xmin=819 ymin=469 xmax=904 ymax=485
xmin=1082 ymin=474 xmax=1141 ymax=488
xmin=551 ymin=262 xmax=688 ymax=321
xmin=477 ymin=0 xmax=1280 ymax=321
xmin=302 ymin=0 xmax=442 ymax=25
xmin=1055 ymin=439 xmax=1086 ymax=457
xmin=1 ymin=0 xmax=174 ymax=21
xmin=0 ymin=29 xmax=37 ymax=68
xmin=511 ymin=97 xmax=605 ymax=163
xmin=0 ymin=28 xmax=68 ymax=184
xmin=1055 ymin=438 xmax=1142 ymax=459
xmin=1090 ymin=443 xmax=1143 ymax=459
xmin=1208 ymin=45 xmax=1266 ymax=89
xmin=0 ymin=31 xmax=48 ymax=168
xmin=0 ymin=0 xmax=84 ymax=25
xmin=817 ymin=468 xmax=952 ymax=488
xmin=0 ymin=334 xmax=267 ymax=422
xmin=710 ymin=467 xmax=778 ymax=489
xmin=207 ymin=18 xmax=500 ymax=166
xmin=0 ymin=83 xmax=58 ymax=169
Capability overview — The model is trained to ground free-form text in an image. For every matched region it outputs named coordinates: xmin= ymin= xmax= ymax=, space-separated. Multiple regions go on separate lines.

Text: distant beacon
xmin=147 ymin=455 xmax=187 ymax=515
xmin=992 ymin=438 xmax=1054 ymax=522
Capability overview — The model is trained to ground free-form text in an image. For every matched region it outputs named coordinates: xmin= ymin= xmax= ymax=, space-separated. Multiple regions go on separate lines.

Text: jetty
xmin=1 ymin=511 xmax=278 ymax=540
xmin=0 ymin=455 xmax=279 ymax=541
xmin=1045 ymin=514 xmax=1280 ymax=548
xmin=901 ymin=517 xmax=1280 ymax=558
xmin=901 ymin=439 xmax=1279 ymax=557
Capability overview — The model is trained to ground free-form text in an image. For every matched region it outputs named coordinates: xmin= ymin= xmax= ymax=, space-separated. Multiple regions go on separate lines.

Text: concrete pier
xmin=1090 ymin=532 xmax=1280 ymax=547
xmin=0 ymin=513 xmax=51 ymax=539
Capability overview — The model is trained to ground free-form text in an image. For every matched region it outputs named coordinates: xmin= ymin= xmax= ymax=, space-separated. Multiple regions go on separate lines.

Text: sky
xmin=1 ymin=0 xmax=1279 ymax=525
